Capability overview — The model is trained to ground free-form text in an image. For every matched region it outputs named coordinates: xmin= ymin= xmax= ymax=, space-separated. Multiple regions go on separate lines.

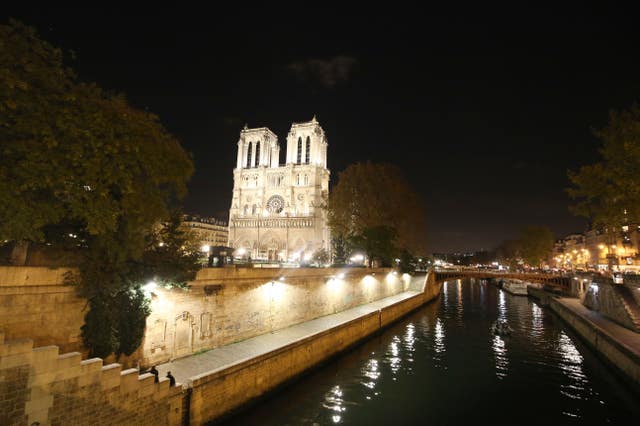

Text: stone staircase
xmin=613 ymin=285 xmax=640 ymax=333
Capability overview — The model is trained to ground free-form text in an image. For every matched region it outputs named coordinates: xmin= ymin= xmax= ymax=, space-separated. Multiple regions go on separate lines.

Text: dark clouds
xmin=287 ymin=56 xmax=358 ymax=88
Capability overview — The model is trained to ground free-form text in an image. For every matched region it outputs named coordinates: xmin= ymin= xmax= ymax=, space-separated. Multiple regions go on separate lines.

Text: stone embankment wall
xmin=0 ymin=267 xmax=85 ymax=354
xmin=548 ymin=298 xmax=640 ymax=388
xmin=0 ymin=266 xmax=410 ymax=367
xmin=0 ymin=331 xmax=184 ymax=426
xmin=143 ymin=267 xmax=409 ymax=366
xmin=0 ymin=271 xmax=442 ymax=425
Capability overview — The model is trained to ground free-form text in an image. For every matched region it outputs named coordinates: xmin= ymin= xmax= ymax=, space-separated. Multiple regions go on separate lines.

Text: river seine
xmin=219 ymin=278 xmax=639 ymax=425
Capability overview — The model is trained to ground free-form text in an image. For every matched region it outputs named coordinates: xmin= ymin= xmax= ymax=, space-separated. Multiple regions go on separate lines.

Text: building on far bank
xmin=182 ymin=214 xmax=229 ymax=249
xmin=553 ymin=225 xmax=639 ymax=272
xmin=227 ymin=117 xmax=330 ymax=262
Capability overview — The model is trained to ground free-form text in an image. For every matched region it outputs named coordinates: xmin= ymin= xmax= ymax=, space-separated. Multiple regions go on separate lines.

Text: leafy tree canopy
xmin=327 ymin=162 xmax=428 ymax=256
xmin=0 ymin=20 xmax=193 ymax=256
xmin=0 ymin=20 xmax=198 ymax=359
xmin=519 ymin=225 xmax=554 ymax=268
xmin=568 ymin=104 xmax=640 ymax=230
xmin=348 ymin=225 xmax=398 ymax=267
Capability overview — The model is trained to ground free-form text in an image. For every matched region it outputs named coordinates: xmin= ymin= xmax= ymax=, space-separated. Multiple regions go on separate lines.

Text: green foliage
xmin=311 ymin=248 xmax=330 ymax=266
xmin=519 ymin=226 xmax=555 ymax=268
xmin=0 ymin=20 xmax=194 ymax=250
xmin=81 ymin=297 xmax=117 ymax=358
xmin=114 ymin=287 xmax=150 ymax=357
xmin=75 ymin=213 xmax=200 ymax=358
xmin=1 ymin=21 xmax=197 ymax=359
xmin=495 ymin=239 xmax=522 ymax=269
xmin=568 ymin=104 xmax=640 ymax=229
xmin=348 ymin=225 xmax=398 ymax=267
xmin=398 ymin=248 xmax=417 ymax=274
xmin=327 ymin=162 xmax=427 ymax=255
xmin=141 ymin=213 xmax=201 ymax=289
xmin=331 ymin=235 xmax=348 ymax=265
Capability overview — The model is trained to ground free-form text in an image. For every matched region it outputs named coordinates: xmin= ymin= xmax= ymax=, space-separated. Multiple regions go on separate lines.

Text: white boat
xmin=502 ymin=279 xmax=529 ymax=296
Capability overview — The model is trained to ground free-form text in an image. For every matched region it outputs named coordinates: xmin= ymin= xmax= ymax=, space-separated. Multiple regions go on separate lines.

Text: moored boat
xmin=502 ymin=279 xmax=529 ymax=296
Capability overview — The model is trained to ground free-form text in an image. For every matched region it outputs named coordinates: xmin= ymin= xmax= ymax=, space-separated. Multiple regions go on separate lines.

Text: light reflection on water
xmin=219 ymin=277 xmax=640 ymax=426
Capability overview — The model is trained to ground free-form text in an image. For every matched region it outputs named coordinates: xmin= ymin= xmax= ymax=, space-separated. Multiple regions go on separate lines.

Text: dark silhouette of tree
xmin=568 ymin=104 xmax=640 ymax=229
xmin=519 ymin=226 xmax=555 ymax=268
xmin=327 ymin=162 xmax=427 ymax=264
xmin=0 ymin=21 xmax=198 ymax=358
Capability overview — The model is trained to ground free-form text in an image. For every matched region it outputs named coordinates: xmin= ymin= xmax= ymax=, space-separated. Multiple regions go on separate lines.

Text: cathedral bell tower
xmin=228 ymin=117 xmax=330 ymax=263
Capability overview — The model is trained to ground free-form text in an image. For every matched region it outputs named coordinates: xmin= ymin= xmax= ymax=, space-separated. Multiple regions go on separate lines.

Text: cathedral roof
xmin=291 ymin=115 xmax=320 ymax=127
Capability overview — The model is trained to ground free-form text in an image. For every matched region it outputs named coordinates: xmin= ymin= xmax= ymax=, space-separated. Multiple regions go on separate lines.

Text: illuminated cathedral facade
xmin=227 ymin=116 xmax=330 ymax=262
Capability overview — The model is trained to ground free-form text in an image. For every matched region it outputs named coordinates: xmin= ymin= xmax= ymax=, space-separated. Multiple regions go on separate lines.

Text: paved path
xmin=156 ymin=280 xmax=425 ymax=384
xmin=556 ymin=297 xmax=640 ymax=356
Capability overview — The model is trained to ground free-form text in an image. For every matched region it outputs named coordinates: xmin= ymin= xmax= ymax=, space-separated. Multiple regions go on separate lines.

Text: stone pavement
xmin=156 ymin=276 xmax=426 ymax=385
xmin=557 ymin=297 xmax=640 ymax=356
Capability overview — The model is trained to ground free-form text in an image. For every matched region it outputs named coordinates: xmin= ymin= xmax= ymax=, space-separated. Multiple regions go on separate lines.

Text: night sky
xmin=4 ymin=5 xmax=640 ymax=253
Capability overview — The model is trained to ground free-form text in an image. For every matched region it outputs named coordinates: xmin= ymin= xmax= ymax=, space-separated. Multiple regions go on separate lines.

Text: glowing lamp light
xmin=143 ymin=281 xmax=157 ymax=298
xmin=201 ymin=244 xmax=210 ymax=253
xmin=363 ymin=275 xmax=376 ymax=286
xmin=338 ymin=273 xmax=346 ymax=279
xmin=304 ymin=253 xmax=312 ymax=261
xmin=143 ymin=281 xmax=157 ymax=292
xmin=236 ymin=247 xmax=246 ymax=257
xmin=279 ymin=276 xmax=286 ymax=281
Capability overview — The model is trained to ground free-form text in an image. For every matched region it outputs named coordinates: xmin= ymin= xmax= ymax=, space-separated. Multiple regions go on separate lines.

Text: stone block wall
xmin=0 ymin=267 xmax=86 ymax=354
xmin=143 ymin=267 xmax=408 ymax=366
xmin=0 ymin=265 xmax=410 ymax=368
xmin=583 ymin=277 xmax=639 ymax=332
xmin=0 ymin=331 xmax=185 ymax=426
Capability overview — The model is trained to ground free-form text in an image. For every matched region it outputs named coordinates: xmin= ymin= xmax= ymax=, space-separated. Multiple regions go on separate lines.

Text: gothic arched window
xmin=252 ymin=204 xmax=257 ymax=215
xmin=243 ymin=205 xmax=248 ymax=216
xmin=297 ymin=137 xmax=302 ymax=164
xmin=246 ymin=142 xmax=253 ymax=168
xmin=255 ymin=141 xmax=261 ymax=166
xmin=305 ymin=136 xmax=311 ymax=164
xmin=304 ymin=174 xmax=309 ymax=185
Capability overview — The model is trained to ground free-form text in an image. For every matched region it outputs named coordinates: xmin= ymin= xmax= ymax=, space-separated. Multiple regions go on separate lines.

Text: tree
xmin=327 ymin=162 xmax=427 ymax=260
xmin=331 ymin=235 xmax=348 ymax=265
xmin=397 ymin=248 xmax=417 ymax=274
xmin=1 ymin=21 xmax=197 ymax=359
xmin=495 ymin=239 xmax=522 ymax=270
xmin=568 ymin=104 xmax=640 ymax=229
xmin=311 ymin=248 xmax=330 ymax=267
xmin=347 ymin=225 xmax=398 ymax=268
xmin=519 ymin=226 xmax=554 ymax=268
xmin=0 ymin=20 xmax=193 ymax=262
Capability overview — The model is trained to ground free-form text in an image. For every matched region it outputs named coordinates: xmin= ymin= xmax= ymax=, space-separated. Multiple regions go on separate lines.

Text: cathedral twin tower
xmin=228 ymin=117 xmax=330 ymax=262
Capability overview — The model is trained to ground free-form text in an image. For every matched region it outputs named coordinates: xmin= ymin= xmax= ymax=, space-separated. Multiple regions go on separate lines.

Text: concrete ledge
xmin=548 ymin=297 xmax=640 ymax=388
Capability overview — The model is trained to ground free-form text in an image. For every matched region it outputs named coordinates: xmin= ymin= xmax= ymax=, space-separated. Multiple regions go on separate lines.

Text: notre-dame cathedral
xmin=227 ymin=116 xmax=330 ymax=262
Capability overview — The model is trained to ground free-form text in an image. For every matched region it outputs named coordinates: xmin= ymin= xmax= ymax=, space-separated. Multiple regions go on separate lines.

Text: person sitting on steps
xmin=166 ymin=371 xmax=176 ymax=387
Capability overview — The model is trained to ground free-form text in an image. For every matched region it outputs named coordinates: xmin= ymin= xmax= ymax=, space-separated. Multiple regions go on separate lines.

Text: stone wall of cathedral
xmin=228 ymin=118 xmax=330 ymax=261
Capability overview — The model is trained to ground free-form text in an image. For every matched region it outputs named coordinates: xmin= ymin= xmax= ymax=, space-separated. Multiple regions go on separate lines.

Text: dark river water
xmin=218 ymin=278 xmax=639 ymax=425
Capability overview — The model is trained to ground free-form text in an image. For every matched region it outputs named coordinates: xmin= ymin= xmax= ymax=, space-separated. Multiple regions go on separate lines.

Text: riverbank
xmin=528 ymin=287 xmax=640 ymax=391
